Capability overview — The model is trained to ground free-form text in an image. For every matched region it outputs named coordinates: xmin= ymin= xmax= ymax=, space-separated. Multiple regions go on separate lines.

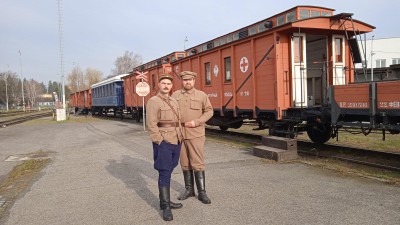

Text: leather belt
xmin=181 ymin=123 xmax=185 ymax=127
xmin=157 ymin=122 xmax=180 ymax=128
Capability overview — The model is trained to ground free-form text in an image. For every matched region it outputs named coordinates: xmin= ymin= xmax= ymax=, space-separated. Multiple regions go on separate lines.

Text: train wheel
xmin=219 ymin=126 xmax=228 ymax=131
xmin=136 ymin=111 xmax=141 ymax=123
xmin=307 ymin=123 xmax=332 ymax=144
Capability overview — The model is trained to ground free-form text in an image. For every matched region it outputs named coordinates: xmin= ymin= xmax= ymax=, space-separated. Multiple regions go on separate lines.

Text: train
xmin=69 ymin=5 xmax=400 ymax=144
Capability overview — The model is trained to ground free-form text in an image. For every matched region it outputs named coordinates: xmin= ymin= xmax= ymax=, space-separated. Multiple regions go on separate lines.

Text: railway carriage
xmin=91 ymin=74 xmax=126 ymax=116
xmin=69 ymin=89 xmax=92 ymax=114
xmin=166 ymin=5 xmax=395 ymax=143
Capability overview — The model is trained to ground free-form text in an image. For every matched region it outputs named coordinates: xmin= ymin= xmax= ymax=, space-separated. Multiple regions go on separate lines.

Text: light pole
xmin=18 ymin=50 xmax=25 ymax=111
xmin=5 ymin=65 xmax=9 ymax=111
xmin=370 ymin=35 xmax=375 ymax=82
xmin=184 ymin=36 xmax=188 ymax=50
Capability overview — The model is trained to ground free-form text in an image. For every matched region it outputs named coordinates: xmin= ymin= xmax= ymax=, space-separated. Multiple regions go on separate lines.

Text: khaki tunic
xmin=146 ymin=93 xmax=183 ymax=145
xmin=171 ymin=88 xmax=213 ymax=139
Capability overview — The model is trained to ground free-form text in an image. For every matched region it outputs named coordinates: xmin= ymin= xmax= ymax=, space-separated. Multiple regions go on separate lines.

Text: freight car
xmin=69 ymin=5 xmax=400 ymax=144
xmin=69 ymin=89 xmax=92 ymax=114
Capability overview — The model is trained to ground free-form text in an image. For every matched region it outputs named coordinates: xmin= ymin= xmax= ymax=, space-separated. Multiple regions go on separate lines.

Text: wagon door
xmin=332 ymin=35 xmax=346 ymax=85
xmin=291 ymin=33 xmax=307 ymax=107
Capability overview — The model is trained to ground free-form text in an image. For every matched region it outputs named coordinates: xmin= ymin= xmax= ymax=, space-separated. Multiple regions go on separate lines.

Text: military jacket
xmin=171 ymin=88 xmax=213 ymax=139
xmin=146 ymin=93 xmax=183 ymax=145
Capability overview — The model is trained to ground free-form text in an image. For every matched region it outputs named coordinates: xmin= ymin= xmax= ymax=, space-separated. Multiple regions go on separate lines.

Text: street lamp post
xmin=370 ymin=35 xmax=375 ymax=82
xmin=18 ymin=50 xmax=25 ymax=111
xmin=5 ymin=65 xmax=9 ymax=111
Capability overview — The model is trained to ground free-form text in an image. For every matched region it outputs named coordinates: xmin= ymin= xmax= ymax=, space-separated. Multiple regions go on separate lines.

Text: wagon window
xmin=205 ymin=62 xmax=211 ymax=85
xmin=293 ymin=36 xmax=303 ymax=63
xmin=276 ymin=15 xmax=284 ymax=26
xmin=322 ymin=11 xmax=332 ymax=16
xmin=335 ymin=37 xmax=343 ymax=63
xmin=177 ymin=53 xmax=184 ymax=59
xmin=214 ymin=40 xmax=220 ymax=47
xmin=286 ymin=11 xmax=296 ymax=23
xmin=220 ymin=37 xmax=226 ymax=45
xmin=249 ymin=26 xmax=257 ymax=35
xmin=311 ymin=10 xmax=321 ymax=17
xmin=226 ymin=35 xmax=233 ymax=43
xmin=233 ymin=32 xmax=239 ymax=41
xmin=392 ymin=58 xmax=400 ymax=65
xmin=300 ymin=10 xmax=310 ymax=19
xmin=224 ymin=57 xmax=232 ymax=83
xmin=258 ymin=23 xmax=266 ymax=32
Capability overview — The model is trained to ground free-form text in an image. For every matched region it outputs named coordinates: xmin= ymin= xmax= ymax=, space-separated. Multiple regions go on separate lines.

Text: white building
xmin=357 ymin=37 xmax=400 ymax=68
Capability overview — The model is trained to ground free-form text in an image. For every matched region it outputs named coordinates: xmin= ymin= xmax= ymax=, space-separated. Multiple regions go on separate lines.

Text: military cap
xmin=179 ymin=71 xmax=197 ymax=79
xmin=158 ymin=74 xmax=173 ymax=82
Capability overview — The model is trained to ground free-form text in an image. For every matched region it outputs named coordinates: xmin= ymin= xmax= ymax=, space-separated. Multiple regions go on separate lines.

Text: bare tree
xmin=111 ymin=51 xmax=142 ymax=76
xmin=85 ymin=68 xmax=103 ymax=87
xmin=67 ymin=65 xmax=85 ymax=93
xmin=25 ymin=79 xmax=44 ymax=108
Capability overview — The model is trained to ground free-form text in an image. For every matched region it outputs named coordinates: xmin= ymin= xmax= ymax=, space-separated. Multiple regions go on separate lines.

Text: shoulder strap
xmin=157 ymin=95 xmax=179 ymax=120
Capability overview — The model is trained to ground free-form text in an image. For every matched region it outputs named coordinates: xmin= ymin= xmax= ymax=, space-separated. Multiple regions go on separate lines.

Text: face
xmin=182 ymin=77 xmax=195 ymax=90
xmin=158 ymin=78 xmax=173 ymax=94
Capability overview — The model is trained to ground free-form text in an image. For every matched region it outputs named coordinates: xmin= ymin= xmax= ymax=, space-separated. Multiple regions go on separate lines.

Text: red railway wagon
xmin=331 ymin=81 xmax=400 ymax=140
xmin=122 ymin=51 xmax=186 ymax=121
xmin=69 ymin=89 xmax=92 ymax=114
xmin=164 ymin=5 xmax=377 ymax=142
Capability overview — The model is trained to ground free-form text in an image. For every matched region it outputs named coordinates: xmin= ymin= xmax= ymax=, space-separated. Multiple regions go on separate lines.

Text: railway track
xmin=0 ymin=111 xmax=52 ymax=127
xmin=205 ymin=127 xmax=400 ymax=172
xmin=77 ymin=114 xmax=400 ymax=172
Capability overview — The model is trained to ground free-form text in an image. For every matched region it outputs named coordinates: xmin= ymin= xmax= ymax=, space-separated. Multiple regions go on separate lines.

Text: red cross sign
xmin=240 ymin=57 xmax=249 ymax=73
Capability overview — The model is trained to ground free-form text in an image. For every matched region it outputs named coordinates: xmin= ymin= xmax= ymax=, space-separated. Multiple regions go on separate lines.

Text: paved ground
xmin=0 ymin=117 xmax=399 ymax=225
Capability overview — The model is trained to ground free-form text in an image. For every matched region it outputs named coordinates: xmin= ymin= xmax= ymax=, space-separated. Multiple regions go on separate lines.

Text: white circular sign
xmin=213 ymin=65 xmax=219 ymax=77
xmin=136 ymin=82 xmax=150 ymax=97
xmin=239 ymin=57 xmax=249 ymax=73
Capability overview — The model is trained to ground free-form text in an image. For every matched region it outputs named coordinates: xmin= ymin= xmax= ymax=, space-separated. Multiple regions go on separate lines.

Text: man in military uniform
xmin=146 ymin=74 xmax=183 ymax=221
xmin=171 ymin=71 xmax=213 ymax=204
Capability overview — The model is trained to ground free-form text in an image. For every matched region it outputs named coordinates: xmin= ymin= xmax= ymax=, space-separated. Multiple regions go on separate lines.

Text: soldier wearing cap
xmin=146 ymin=73 xmax=183 ymax=221
xmin=171 ymin=71 xmax=213 ymax=204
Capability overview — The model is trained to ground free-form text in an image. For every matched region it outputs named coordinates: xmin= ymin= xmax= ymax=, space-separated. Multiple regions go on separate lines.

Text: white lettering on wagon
xmin=338 ymin=101 xmax=369 ymax=108
xmin=379 ymin=101 xmax=400 ymax=108
xmin=240 ymin=91 xmax=250 ymax=96
xmin=224 ymin=92 xmax=232 ymax=97
xmin=208 ymin=93 xmax=218 ymax=98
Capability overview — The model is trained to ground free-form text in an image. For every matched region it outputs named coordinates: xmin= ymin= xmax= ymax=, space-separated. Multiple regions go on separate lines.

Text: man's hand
xmin=184 ymin=120 xmax=196 ymax=128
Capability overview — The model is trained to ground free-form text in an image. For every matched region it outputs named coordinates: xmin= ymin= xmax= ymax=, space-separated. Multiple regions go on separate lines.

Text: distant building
xmin=37 ymin=93 xmax=55 ymax=107
xmin=355 ymin=37 xmax=400 ymax=82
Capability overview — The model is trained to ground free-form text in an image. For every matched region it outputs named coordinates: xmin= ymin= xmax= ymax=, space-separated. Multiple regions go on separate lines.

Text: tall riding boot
xmin=194 ymin=171 xmax=211 ymax=204
xmin=159 ymin=187 xmax=173 ymax=221
xmin=178 ymin=170 xmax=195 ymax=200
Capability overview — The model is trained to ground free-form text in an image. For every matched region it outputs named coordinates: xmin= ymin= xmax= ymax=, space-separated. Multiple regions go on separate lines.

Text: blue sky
xmin=1 ymin=0 xmax=399 ymax=84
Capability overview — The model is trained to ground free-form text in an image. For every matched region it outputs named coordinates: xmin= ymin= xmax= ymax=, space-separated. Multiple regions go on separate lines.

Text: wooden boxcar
xmin=69 ymin=89 xmax=92 ymax=114
xmin=164 ymin=5 xmax=380 ymax=143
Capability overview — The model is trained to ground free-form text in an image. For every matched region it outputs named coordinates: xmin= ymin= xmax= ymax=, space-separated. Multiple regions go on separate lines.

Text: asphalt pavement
xmin=0 ymin=117 xmax=399 ymax=225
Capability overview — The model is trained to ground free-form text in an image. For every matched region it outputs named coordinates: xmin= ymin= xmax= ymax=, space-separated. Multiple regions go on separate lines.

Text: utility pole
xmin=18 ymin=50 xmax=25 ymax=111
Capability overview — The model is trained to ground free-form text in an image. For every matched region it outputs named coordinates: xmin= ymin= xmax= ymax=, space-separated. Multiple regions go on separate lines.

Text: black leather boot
xmin=178 ymin=170 xmax=195 ymax=200
xmin=159 ymin=187 xmax=173 ymax=221
xmin=194 ymin=171 xmax=211 ymax=204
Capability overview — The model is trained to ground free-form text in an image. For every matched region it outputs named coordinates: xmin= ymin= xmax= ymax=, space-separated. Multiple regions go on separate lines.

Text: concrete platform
xmin=0 ymin=117 xmax=399 ymax=225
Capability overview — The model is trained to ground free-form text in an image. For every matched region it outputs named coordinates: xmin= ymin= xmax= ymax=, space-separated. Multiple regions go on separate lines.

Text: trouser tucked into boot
xmin=159 ymin=186 xmax=175 ymax=221
xmin=194 ymin=170 xmax=211 ymax=204
xmin=178 ymin=170 xmax=195 ymax=200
